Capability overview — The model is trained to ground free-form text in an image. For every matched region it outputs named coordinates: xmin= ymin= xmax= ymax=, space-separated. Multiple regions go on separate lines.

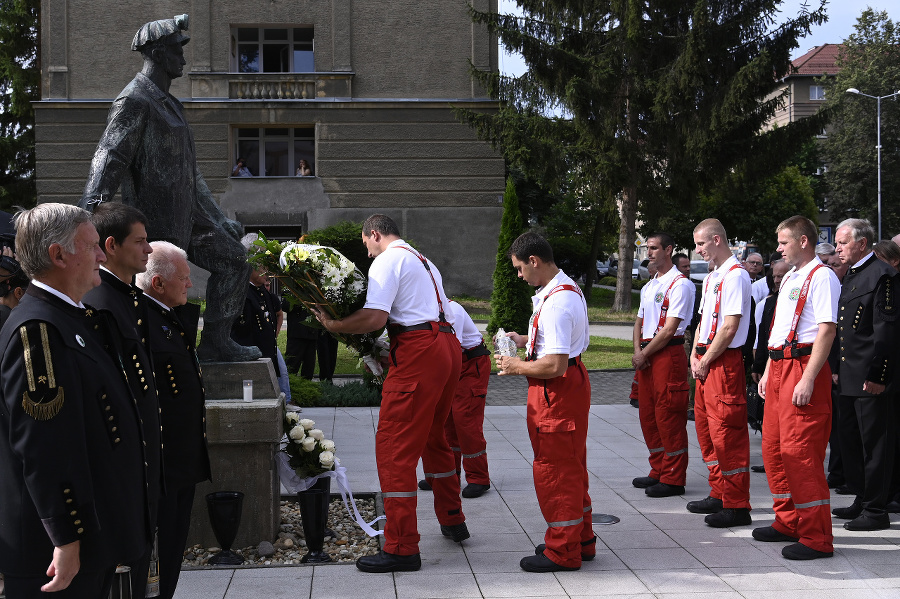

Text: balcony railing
xmin=189 ymin=72 xmax=354 ymax=100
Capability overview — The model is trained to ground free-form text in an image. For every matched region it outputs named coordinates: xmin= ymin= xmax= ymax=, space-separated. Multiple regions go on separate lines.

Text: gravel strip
xmin=183 ymin=496 xmax=381 ymax=567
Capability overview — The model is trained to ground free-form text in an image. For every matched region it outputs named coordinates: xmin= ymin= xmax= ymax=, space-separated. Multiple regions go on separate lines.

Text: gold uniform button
xmin=77 ymin=528 xmax=84 ymax=534
xmin=114 ymin=438 xmax=121 ymax=443
xmin=70 ymin=510 xmax=76 ymax=516
xmin=132 ymin=355 xmax=137 ymax=360
xmin=137 ymin=319 xmax=142 ymax=325
xmin=111 ymin=427 xmax=117 ymax=432
xmin=74 ymin=520 xmax=81 ymax=525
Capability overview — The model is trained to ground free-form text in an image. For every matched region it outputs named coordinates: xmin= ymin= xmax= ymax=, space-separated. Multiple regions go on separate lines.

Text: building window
xmin=234 ymin=127 xmax=315 ymax=177
xmin=232 ymin=27 xmax=314 ymax=73
xmin=809 ymin=85 xmax=825 ymax=101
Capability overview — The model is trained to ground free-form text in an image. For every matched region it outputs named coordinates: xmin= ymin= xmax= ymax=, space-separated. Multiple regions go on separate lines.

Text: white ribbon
xmin=277 ymin=452 xmax=384 ymax=537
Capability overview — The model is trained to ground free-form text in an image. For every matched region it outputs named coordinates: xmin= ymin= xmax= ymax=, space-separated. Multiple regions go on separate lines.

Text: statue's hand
xmin=222 ymin=218 xmax=244 ymax=240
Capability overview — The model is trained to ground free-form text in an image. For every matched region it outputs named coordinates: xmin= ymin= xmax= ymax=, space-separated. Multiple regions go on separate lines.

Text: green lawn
xmin=277 ymin=331 xmax=634 ymax=375
xmin=453 ymin=287 xmax=638 ymax=324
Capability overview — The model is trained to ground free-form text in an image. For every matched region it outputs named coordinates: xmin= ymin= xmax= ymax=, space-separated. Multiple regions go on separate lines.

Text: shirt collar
xmin=713 ymin=255 xmax=740 ymax=275
xmin=30 ymin=280 xmax=84 ymax=308
xmin=852 ymin=251 xmax=874 ymax=270
xmin=145 ymin=294 xmax=170 ymax=311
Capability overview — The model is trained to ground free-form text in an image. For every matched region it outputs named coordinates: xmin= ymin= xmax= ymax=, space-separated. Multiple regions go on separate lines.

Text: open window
xmin=233 ymin=127 xmax=315 ymax=177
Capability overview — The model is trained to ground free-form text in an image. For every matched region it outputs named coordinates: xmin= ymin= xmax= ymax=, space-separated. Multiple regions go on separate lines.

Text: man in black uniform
xmin=232 ymin=235 xmax=281 ymax=380
xmin=83 ymin=202 xmax=162 ymax=596
xmin=832 ymin=218 xmax=899 ymax=531
xmin=0 ymin=203 xmax=150 ymax=597
xmin=136 ymin=241 xmax=211 ymax=599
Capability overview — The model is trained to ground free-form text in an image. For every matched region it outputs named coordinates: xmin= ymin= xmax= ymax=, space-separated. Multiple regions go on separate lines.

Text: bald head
xmin=693 ymin=218 xmax=732 ymax=267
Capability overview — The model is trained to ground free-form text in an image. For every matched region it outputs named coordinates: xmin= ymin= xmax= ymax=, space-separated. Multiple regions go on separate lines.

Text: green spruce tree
xmin=463 ymin=1 xmax=830 ymax=311
xmin=487 ymin=177 xmax=533 ymax=337
xmin=0 ymin=0 xmax=39 ymax=209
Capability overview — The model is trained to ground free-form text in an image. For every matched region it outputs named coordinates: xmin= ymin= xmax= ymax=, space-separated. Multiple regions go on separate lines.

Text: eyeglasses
xmin=746 ymin=261 xmax=763 ymax=266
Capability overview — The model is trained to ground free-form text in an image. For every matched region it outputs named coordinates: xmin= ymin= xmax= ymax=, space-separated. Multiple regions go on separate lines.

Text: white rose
xmin=309 ymin=429 xmax=324 ymax=441
xmin=299 ymin=419 xmax=316 ymax=430
xmin=320 ymin=439 xmax=335 ymax=452
xmin=319 ymin=451 xmax=335 ymax=468
xmin=285 ymin=412 xmax=299 ymax=425
xmin=301 ymin=437 xmax=317 ymax=452
xmin=288 ymin=425 xmax=305 ymax=443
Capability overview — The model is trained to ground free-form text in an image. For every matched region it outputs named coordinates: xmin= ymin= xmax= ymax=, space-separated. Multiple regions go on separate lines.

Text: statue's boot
xmin=197 ymin=322 xmax=262 ymax=362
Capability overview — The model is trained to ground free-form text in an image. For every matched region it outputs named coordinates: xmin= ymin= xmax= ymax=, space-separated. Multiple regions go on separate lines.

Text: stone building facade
xmin=35 ymin=0 xmax=505 ymax=296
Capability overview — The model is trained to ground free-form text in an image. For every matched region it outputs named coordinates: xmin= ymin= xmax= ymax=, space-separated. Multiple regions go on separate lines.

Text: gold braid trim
xmin=19 ymin=323 xmax=65 ymax=420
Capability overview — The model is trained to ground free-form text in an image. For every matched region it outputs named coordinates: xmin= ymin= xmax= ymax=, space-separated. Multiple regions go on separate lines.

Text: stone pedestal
xmin=187 ymin=359 xmax=283 ymax=549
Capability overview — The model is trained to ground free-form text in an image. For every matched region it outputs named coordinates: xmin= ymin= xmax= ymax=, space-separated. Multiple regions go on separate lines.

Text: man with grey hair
xmin=832 ymin=218 xmax=898 ymax=531
xmin=136 ymin=241 xmax=210 ymax=599
xmin=0 ymin=203 xmax=150 ymax=596
xmin=80 ymin=14 xmax=259 ymax=364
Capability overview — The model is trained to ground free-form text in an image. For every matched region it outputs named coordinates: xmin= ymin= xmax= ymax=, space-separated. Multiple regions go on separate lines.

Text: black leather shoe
xmin=440 ymin=522 xmax=470 ymax=542
xmin=535 ymin=536 xmax=597 ymax=561
xmin=835 ymin=485 xmax=853 ymax=495
xmin=418 ymin=479 xmax=432 ymax=491
xmin=520 ymin=553 xmax=580 ymax=572
xmin=705 ymin=508 xmax=752 ymax=528
xmin=687 ymin=496 xmax=723 ymax=514
xmin=752 ymin=526 xmax=799 ymax=542
xmin=632 ymin=476 xmax=659 ymax=489
xmin=629 ymin=398 xmax=639 ymax=408
xmin=645 ymin=483 xmax=685 ymax=497
xmin=886 ymin=500 xmax=900 ymax=514
xmin=750 ymin=465 xmax=766 ymax=473
xmin=686 ymin=409 xmax=695 ymax=421
xmin=826 ymin=475 xmax=845 ymax=488
xmin=832 ymin=500 xmax=862 ymax=520
xmin=462 ymin=483 xmax=490 ymax=498
xmin=356 ymin=551 xmax=421 ymax=572
xmin=844 ymin=514 xmax=890 ymax=531
xmin=782 ymin=542 xmax=832 ymax=561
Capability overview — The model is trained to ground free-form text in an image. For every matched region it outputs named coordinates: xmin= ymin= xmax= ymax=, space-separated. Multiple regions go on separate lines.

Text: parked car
xmin=596 ymin=260 xmax=610 ymax=278
xmin=638 ymin=259 xmax=650 ymax=280
xmin=690 ymin=260 xmax=711 ymax=284
xmin=608 ymin=258 xmax=642 ymax=279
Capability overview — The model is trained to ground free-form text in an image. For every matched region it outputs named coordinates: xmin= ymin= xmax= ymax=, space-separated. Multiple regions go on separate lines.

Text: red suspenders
xmin=654 ymin=273 xmax=687 ymax=335
xmin=396 ymin=245 xmax=448 ymax=323
xmin=703 ymin=263 xmax=744 ymax=345
xmin=768 ymin=263 xmax=825 ymax=349
xmin=527 ymin=283 xmax=583 ymax=360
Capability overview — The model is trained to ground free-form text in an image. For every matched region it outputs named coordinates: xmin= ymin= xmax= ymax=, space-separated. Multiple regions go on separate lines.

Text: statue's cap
xmin=132 ymin=14 xmax=190 ymax=51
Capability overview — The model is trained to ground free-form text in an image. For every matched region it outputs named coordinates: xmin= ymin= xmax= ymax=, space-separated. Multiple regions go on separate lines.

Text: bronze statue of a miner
xmin=80 ymin=14 xmax=261 ymax=362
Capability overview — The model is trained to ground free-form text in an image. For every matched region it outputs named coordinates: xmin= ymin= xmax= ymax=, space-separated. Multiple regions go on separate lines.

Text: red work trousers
xmin=630 ymin=374 xmax=639 ymax=401
xmin=378 ymin=325 xmax=464 ymax=555
xmin=527 ymin=360 xmax=593 ymax=569
xmin=694 ymin=348 xmax=751 ymax=509
xmin=762 ymin=355 xmax=833 ymax=553
xmin=637 ymin=344 xmax=690 ymax=485
xmin=443 ymin=353 xmax=491 ymax=485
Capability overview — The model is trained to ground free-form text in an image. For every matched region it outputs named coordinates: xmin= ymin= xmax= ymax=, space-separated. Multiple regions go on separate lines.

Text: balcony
xmin=189 ymin=72 xmax=354 ymax=100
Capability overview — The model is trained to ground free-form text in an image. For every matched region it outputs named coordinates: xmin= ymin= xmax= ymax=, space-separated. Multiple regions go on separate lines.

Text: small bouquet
xmin=251 ymin=233 xmax=387 ymax=380
xmin=281 ymin=413 xmax=337 ymax=481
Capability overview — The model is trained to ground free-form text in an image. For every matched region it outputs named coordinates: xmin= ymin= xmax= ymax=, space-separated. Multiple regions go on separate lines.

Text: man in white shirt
xmin=687 ymin=219 xmax=753 ymax=528
xmin=314 ymin=214 xmax=465 ymax=573
xmin=754 ymin=215 xmax=839 ymax=561
xmin=495 ymin=232 xmax=592 ymax=573
xmin=631 ymin=233 xmax=695 ymax=498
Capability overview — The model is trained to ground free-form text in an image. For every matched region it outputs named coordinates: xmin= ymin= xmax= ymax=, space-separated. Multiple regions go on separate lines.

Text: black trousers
xmin=285 ymin=336 xmax=317 ymax=380
xmin=4 ymin=567 xmax=114 ymax=599
xmin=839 ymin=393 xmax=896 ymax=516
xmin=827 ymin=385 xmax=844 ymax=482
xmin=157 ymin=484 xmax=196 ymax=599
xmin=317 ymin=333 xmax=339 ymax=382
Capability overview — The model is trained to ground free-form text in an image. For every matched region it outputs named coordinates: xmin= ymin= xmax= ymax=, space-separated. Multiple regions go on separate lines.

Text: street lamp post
xmin=845 ymin=87 xmax=900 ymax=240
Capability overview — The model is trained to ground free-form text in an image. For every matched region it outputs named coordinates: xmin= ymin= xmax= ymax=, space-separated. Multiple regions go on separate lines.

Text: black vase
xmin=206 ymin=491 xmax=245 ymax=565
xmin=298 ymin=488 xmax=332 ymax=563
xmin=310 ymin=476 xmax=337 ymax=538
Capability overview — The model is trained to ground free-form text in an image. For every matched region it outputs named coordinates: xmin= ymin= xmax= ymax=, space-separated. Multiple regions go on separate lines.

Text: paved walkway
xmin=175 ymin=405 xmax=900 ymax=599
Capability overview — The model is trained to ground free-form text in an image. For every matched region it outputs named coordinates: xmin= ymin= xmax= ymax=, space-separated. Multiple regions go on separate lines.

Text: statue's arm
xmin=79 ymin=97 xmax=148 ymax=211
xmin=194 ymin=169 xmax=244 ymax=240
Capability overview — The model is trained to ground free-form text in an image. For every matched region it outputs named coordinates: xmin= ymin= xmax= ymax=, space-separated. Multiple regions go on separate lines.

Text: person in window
xmin=295 ymin=160 xmax=312 ymax=177
xmin=232 ymin=158 xmax=252 ymax=178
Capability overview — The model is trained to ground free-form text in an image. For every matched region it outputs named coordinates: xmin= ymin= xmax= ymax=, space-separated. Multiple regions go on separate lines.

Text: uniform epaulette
xmin=19 ymin=321 xmax=65 ymax=420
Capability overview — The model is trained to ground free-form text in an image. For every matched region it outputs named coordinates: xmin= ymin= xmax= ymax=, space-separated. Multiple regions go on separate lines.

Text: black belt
xmin=388 ymin=321 xmax=454 ymax=335
xmin=463 ymin=342 xmax=490 ymax=361
xmin=768 ymin=344 xmax=813 ymax=361
xmin=568 ymin=355 xmax=582 ymax=367
xmin=695 ymin=344 xmax=741 ymax=356
xmin=640 ymin=336 xmax=685 ymax=350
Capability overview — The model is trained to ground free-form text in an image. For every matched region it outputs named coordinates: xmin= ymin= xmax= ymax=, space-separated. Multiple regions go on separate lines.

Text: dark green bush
xmin=318 ymin=381 xmax=382 ymax=407
xmin=487 ymin=177 xmax=534 ymax=337
xmin=304 ymin=221 xmax=373 ymax=273
xmin=289 ymin=375 xmax=322 ymax=406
